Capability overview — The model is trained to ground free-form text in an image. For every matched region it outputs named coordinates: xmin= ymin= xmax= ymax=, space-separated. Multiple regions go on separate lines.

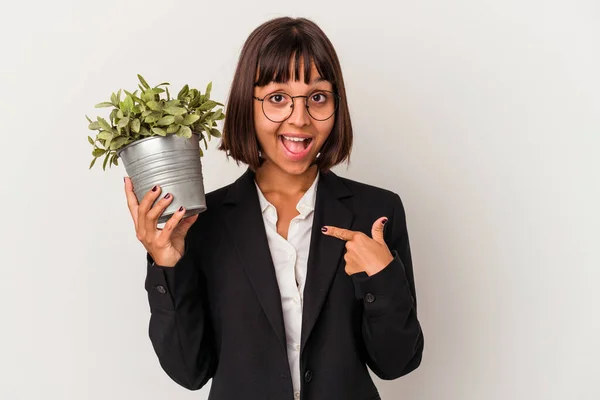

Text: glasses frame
xmin=253 ymin=89 xmax=341 ymax=123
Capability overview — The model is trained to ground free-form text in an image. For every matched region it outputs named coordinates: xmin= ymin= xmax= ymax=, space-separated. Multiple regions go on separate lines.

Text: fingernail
xmin=164 ymin=193 xmax=171 ymax=200
xmin=179 ymin=206 xmax=184 ymax=212
xmin=382 ymin=218 xmax=388 ymax=225
xmin=321 ymin=227 xmax=327 ymax=232
xmin=152 ymin=185 xmax=157 ymax=192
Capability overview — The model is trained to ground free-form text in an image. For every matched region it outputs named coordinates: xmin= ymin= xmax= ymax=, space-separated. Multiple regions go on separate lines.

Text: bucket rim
xmin=116 ymin=132 xmax=201 ymax=157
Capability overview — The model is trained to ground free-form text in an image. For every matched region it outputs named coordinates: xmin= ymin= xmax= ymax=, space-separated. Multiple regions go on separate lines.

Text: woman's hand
xmin=321 ymin=217 xmax=394 ymax=276
xmin=124 ymin=177 xmax=199 ymax=267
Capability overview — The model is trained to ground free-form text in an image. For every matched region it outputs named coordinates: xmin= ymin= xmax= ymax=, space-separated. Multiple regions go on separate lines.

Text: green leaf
xmin=144 ymin=112 xmax=162 ymax=123
xmin=157 ymin=115 xmax=175 ymax=126
xmin=98 ymin=130 xmax=112 ymax=140
xmin=110 ymin=136 xmax=128 ymax=150
xmin=116 ymin=109 xmax=124 ymax=119
xmin=105 ymin=135 xmax=113 ymax=150
xmin=95 ymin=102 xmax=114 ymax=108
xmin=177 ymin=84 xmax=189 ymax=100
xmin=131 ymin=118 xmax=140 ymax=133
xmin=166 ymin=86 xmax=170 ymax=101
xmin=182 ymin=114 xmax=200 ymax=125
xmin=88 ymin=121 xmax=101 ymax=130
xmin=140 ymin=126 xmax=151 ymax=136
xmin=93 ymin=148 xmax=106 ymax=157
xmin=124 ymin=94 xmax=134 ymax=112
xmin=189 ymin=93 xmax=202 ymax=108
xmin=118 ymin=117 xmax=130 ymax=130
xmin=167 ymin=124 xmax=180 ymax=134
xmin=154 ymin=82 xmax=170 ymax=87
xmin=179 ymin=125 xmax=192 ymax=138
xmin=111 ymin=154 xmax=119 ymax=166
xmin=151 ymin=127 xmax=167 ymax=136
xmin=87 ymin=136 xmax=95 ymax=145
xmin=142 ymin=90 xmax=155 ymax=103
xmin=103 ymin=152 xmax=111 ymax=170
xmin=210 ymin=128 xmax=222 ymax=138
xmin=205 ymin=81 xmax=212 ymax=99
xmin=111 ymin=92 xmax=117 ymax=105
xmin=109 ymin=109 xmax=118 ymax=124
xmin=174 ymin=114 xmax=184 ymax=124
xmin=199 ymin=100 xmax=217 ymax=111
xmin=146 ymin=101 xmax=162 ymax=111
xmin=116 ymin=89 xmax=122 ymax=104
xmin=212 ymin=109 xmax=224 ymax=121
xmin=138 ymin=74 xmax=150 ymax=89
xmin=199 ymin=147 xmax=203 ymax=157
xmin=89 ymin=157 xmax=97 ymax=169
xmin=125 ymin=90 xmax=143 ymax=104
xmin=164 ymin=106 xmax=187 ymax=116
xmin=97 ymin=117 xmax=112 ymax=131
xmin=85 ymin=115 xmax=93 ymax=123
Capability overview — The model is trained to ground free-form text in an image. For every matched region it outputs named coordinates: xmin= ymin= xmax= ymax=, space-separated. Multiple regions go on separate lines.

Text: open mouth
xmin=279 ymin=135 xmax=313 ymax=154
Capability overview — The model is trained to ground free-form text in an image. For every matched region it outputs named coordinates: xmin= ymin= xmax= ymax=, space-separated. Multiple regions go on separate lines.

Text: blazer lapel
xmin=222 ymin=168 xmax=287 ymax=352
xmin=301 ymin=170 xmax=354 ymax=354
xmin=222 ymin=167 xmax=354 ymax=356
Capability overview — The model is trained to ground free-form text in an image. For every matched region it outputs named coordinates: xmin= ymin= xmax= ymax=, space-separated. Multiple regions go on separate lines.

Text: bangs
xmin=254 ymin=29 xmax=336 ymax=88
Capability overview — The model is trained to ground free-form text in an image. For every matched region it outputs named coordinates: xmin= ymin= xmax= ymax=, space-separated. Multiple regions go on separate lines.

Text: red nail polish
xmin=321 ymin=227 xmax=327 ymax=232
xmin=152 ymin=185 xmax=157 ymax=192
xmin=382 ymin=218 xmax=388 ymax=225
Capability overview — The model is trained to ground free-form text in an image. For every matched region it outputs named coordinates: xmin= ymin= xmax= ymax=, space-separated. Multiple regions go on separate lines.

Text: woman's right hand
xmin=125 ymin=177 xmax=199 ymax=267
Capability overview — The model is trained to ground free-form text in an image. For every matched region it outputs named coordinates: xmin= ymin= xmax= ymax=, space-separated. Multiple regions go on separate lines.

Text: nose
xmin=286 ymin=97 xmax=311 ymax=126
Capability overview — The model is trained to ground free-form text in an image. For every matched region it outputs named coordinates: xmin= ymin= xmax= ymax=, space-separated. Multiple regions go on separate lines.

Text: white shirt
xmin=254 ymin=172 xmax=319 ymax=399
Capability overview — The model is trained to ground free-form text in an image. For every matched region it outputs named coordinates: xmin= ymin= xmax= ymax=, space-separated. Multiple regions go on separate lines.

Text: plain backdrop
xmin=0 ymin=0 xmax=598 ymax=399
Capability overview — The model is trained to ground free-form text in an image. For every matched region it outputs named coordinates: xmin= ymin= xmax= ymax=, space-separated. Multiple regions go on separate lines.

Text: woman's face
xmin=253 ymin=61 xmax=335 ymax=176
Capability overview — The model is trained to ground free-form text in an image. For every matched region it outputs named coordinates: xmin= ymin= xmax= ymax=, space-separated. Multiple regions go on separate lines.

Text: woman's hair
xmin=218 ymin=17 xmax=353 ymax=172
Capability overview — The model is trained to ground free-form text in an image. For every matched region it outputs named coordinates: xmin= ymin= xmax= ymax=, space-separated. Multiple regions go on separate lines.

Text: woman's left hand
xmin=321 ymin=217 xmax=394 ymax=276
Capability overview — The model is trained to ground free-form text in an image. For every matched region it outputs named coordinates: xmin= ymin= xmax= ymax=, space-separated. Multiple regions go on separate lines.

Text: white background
xmin=1 ymin=0 xmax=598 ymax=399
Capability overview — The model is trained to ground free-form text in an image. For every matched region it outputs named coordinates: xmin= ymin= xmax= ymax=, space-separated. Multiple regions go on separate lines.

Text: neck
xmin=254 ymin=163 xmax=319 ymax=196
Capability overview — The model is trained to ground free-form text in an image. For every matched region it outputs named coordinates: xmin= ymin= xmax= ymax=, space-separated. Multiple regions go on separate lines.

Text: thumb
xmin=371 ymin=217 xmax=388 ymax=244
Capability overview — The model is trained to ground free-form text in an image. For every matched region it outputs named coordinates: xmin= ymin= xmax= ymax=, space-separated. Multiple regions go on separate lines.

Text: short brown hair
xmin=218 ymin=17 xmax=353 ymax=172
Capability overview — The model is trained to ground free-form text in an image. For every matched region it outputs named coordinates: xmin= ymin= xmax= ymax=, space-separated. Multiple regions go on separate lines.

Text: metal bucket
xmin=117 ymin=133 xmax=207 ymax=224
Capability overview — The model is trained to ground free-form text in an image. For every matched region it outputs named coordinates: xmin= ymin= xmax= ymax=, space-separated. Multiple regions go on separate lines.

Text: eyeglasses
xmin=253 ymin=90 xmax=341 ymax=123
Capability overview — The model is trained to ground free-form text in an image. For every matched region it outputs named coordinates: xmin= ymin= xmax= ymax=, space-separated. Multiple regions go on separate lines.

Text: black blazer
xmin=144 ymin=167 xmax=424 ymax=400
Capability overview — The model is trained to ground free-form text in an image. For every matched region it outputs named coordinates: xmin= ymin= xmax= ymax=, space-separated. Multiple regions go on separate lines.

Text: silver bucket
xmin=117 ymin=133 xmax=207 ymax=224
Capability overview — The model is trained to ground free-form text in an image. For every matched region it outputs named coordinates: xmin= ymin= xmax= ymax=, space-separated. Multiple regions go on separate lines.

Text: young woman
xmin=125 ymin=16 xmax=424 ymax=400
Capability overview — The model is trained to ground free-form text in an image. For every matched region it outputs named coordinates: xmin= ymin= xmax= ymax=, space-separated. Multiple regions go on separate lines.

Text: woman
xmin=124 ymin=16 xmax=424 ymax=400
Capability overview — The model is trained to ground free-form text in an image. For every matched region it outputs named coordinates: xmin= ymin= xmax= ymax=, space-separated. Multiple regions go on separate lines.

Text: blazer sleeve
xmin=350 ymin=192 xmax=424 ymax=380
xmin=144 ymin=222 xmax=217 ymax=390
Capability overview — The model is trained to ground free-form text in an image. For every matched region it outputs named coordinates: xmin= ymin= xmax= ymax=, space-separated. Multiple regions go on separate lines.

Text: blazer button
xmin=304 ymin=369 xmax=313 ymax=383
xmin=365 ymin=293 xmax=376 ymax=303
xmin=155 ymin=285 xmax=167 ymax=294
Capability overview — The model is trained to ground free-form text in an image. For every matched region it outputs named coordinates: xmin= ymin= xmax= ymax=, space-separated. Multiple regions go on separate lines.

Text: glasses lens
xmin=306 ymin=91 xmax=337 ymax=121
xmin=262 ymin=91 xmax=338 ymax=122
xmin=262 ymin=92 xmax=293 ymax=122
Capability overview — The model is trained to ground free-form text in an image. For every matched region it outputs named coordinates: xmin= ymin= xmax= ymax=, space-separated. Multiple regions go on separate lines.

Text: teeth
xmin=283 ymin=136 xmax=309 ymax=142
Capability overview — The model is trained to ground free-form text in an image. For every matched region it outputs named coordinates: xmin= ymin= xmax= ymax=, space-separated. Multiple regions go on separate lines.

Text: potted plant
xmin=86 ymin=74 xmax=225 ymax=223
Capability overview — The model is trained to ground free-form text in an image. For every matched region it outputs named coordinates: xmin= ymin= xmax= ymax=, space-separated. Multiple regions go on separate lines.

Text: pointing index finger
xmin=322 ymin=225 xmax=355 ymax=241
